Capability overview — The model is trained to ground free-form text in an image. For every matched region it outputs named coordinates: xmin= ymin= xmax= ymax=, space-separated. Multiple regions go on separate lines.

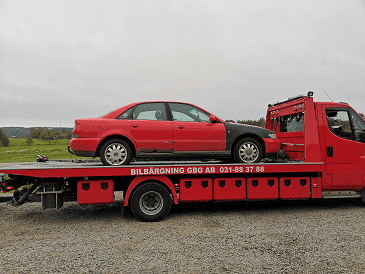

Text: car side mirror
xmin=359 ymin=132 xmax=365 ymax=143
xmin=209 ymin=115 xmax=217 ymax=123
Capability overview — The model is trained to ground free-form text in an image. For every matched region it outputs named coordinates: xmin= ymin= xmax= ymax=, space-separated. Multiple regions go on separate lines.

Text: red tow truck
xmin=1 ymin=92 xmax=365 ymax=221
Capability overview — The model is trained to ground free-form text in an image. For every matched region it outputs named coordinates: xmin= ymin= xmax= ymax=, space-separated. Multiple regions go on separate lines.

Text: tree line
xmin=29 ymin=127 xmax=72 ymax=140
xmin=225 ymin=118 xmax=266 ymax=127
xmin=0 ymin=127 xmax=72 ymax=147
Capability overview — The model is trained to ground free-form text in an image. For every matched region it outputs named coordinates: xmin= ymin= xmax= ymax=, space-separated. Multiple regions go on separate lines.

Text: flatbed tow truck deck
xmin=0 ymin=160 xmax=323 ymax=177
xmin=0 ymin=159 xmax=338 ymax=221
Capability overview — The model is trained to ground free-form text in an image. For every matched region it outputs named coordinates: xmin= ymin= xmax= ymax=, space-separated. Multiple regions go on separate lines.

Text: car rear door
xmin=125 ymin=102 xmax=173 ymax=153
xmin=168 ymin=103 xmax=226 ymax=152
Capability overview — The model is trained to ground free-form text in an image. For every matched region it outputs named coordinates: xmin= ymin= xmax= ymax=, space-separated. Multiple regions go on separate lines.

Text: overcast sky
xmin=1 ymin=0 xmax=364 ymax=127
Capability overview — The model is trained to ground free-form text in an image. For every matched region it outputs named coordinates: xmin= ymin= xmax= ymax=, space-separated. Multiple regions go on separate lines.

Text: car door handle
xmin=132 ymin=124 xmax=138 ymax=128
xmin=177 ymin=125 xmax=184 ymax=129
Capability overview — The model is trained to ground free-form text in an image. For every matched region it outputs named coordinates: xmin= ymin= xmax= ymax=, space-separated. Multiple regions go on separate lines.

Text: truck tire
xmin=233 ymin=137 xmax=264 ymax=163
xmin=131 ymin=182 xmax=172 ymax=222
xmin=100 ymin=139 xmax=133 ymax=166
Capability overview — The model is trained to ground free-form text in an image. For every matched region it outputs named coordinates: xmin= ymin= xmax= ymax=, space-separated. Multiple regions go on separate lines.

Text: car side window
xmin=132 ymin=103 xmax=167 ymax=121
xmin=116 ymin=107 xmax=134 ymax=119
xmin=169 ymin=103 xmax=210 ymax=122
xmin=326 ymin=109 xmax=354 ymax=140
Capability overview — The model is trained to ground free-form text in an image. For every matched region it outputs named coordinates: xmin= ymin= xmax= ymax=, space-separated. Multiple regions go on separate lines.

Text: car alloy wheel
xmin=239 ymin=141 xmax=259 ymax=162
xmin=100 ymin=139 xmax=133 ymax=166
xmin=233 ymin=137 xmax=264 ymax=163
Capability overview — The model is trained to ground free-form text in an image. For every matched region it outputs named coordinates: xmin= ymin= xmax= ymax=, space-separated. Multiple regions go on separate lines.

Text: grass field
xmin=0 ymin=138 xmax=94 ymax=163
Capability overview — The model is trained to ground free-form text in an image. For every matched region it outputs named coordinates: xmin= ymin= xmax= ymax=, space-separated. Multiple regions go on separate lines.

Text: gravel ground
xmin=1 ymin=196 xmax=365 ymax=274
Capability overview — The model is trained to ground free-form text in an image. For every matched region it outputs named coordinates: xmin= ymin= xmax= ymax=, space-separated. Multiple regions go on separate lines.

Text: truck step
xmin=322 ymin=191 xmax=362 ymax=199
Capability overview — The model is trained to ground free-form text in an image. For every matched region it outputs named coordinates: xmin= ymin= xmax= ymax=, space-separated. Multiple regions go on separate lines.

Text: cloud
xmin=0 ymin=0 xmax=364 ymax=127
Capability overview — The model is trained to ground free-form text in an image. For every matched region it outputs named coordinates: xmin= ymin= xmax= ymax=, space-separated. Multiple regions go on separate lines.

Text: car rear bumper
xmin=69 ymin=137 xmax=101 ymax=157
xmin=72 ymin=150 xmax=97 ymax=157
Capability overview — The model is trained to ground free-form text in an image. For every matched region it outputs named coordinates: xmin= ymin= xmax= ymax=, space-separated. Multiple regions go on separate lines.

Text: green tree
xmin=30 ymin=127 xmax=43 ymax=138
xmin=25 ymin=136 xmax=34 ymax=146
xmin=0 ymin=128 xmax=10 ymax=147
xmin=236 ymin=118 xmax=266 ymax=127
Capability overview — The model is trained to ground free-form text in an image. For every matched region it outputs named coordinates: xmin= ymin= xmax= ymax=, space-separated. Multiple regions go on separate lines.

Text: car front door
xmin=168 ymin=103 xmax=226 ymax=153
xmin=322 ymin=106 xmax=365 ymax=188
xmin=125 ymin=102 xmax=173 ymax=154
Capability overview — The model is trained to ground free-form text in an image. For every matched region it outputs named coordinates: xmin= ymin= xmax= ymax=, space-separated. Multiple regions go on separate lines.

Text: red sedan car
xmin=69 ymin=102 xmax=280 ymax=165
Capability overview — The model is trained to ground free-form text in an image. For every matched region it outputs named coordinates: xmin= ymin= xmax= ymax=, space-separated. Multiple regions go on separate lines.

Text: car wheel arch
xmin=230 ymin=134 xmax=266 ymax=157
xmin=96 ymin=135 xmax=136 ymax=159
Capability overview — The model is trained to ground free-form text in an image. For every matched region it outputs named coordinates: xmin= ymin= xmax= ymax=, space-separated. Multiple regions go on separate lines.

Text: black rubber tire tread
xmin=233 ymin=137 xmax=264 ymax=163
xmin=131 ymin=182 xmax=172 ymax=222
xmin=100 ymin=139 xmax=133 ymax=166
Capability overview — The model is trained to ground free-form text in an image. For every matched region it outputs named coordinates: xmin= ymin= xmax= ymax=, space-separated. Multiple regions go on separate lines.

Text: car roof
xmin=101 ymin=101 xmax=225 ymax=123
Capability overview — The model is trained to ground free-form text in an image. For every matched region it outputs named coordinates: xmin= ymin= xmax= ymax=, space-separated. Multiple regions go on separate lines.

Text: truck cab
xmin=265 ymin=92 xmax=365 ymax=191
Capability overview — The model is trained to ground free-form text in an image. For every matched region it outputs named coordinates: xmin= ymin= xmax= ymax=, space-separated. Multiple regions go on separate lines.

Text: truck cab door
xmin=322 ymin=105 xmax=365 ymax=189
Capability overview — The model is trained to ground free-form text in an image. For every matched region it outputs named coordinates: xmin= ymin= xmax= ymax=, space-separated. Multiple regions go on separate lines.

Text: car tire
xmin=100 ymin=139 xmax=133 ymax=166
xmin=131 ymin=182 xmax=172 ymax=222
xmin=233 ymin=137 xmax=264 ymax=163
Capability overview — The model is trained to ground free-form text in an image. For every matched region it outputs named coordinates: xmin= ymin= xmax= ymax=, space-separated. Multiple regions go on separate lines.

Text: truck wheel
xmin=100 ymin=139 xmax=132 ymax=166
xmin=233 ymin=138 xmax=264 ymax=163
xmin=131 ymin=182 xmax=172 ymax=222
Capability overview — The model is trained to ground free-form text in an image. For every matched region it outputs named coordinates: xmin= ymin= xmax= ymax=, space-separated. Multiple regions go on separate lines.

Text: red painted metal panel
xmin=172 ymin=121 xmax=226 ymax=152
xmin=69 ymin=137 xmax=101 ymax=152
xmin=279 ymin=177 xmax=310 ymax=199
xmin=263 ymin=138 xmax=281 ymax=154
xmin=125 ymin=120 xmax=174 ymax=153
xmin=77 ymin=180 xmax=114 ymax=205
xmin=180 ymin=178 xmax=213 ymax=202
xmin=311 ymin=177 xmax=322 ymax=198
xmin=247 ymin=177 xmax=278 ymax=200
xmin=303 ymin=98 xmax=322 ymax=163
xmin=213 ymin=178 xmax=246 ymax=201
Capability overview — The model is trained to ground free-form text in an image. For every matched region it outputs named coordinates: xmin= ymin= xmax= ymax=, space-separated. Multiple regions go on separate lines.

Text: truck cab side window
xmin=326 ymin=109 xmax=353 ymax=140
xmin=279 ymin=113 xmax=304 ymax=132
